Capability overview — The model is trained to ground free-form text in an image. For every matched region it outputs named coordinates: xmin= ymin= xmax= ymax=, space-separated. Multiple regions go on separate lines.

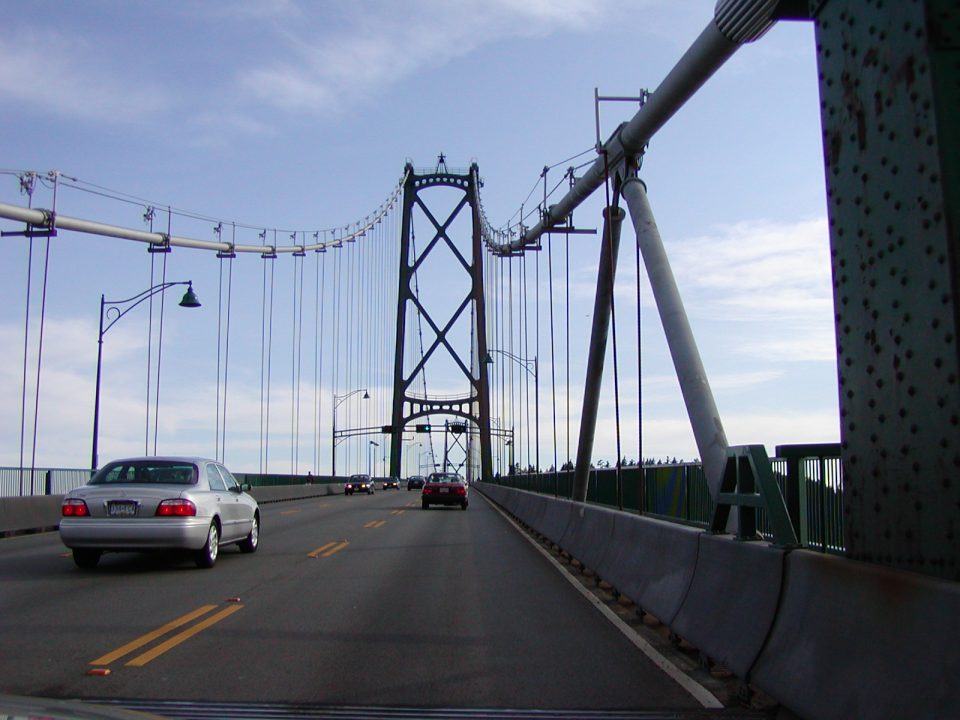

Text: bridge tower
xmin=387 ymin=161 xmax=493 ymax=481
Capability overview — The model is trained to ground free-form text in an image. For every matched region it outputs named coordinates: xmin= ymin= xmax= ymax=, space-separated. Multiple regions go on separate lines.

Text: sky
xmin=0 ymin=1 xmax=839 ymax=480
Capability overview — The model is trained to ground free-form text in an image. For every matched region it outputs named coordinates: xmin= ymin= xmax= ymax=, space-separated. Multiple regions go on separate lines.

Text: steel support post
xmin=573 ymin=206 xmax=625 ymax=502
xmin=621 ymin=178 xmax=729 ymax=500
xmin=813 ymin=0 xmax=960 ymax=579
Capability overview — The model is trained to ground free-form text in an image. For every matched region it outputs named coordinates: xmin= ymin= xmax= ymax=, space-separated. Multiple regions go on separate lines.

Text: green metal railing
xmin=235 ymin=472 xmax=339 ymax=487
xmin=487 ymin=444 xmax=845 ymax=555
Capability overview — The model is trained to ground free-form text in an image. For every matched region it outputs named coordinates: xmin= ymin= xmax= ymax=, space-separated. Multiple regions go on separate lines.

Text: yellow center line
xmin=125 ymin=604 xmax=243 ymax=667
xmin=308 ymin=541 xmax=338 ymax=558
xmin=321 ymin=541 xmax=349 ymax=557
xmin=280 ymin=509 xmax=300 ymax=515
xmin=90 ymin=604 xmax=218 ymax=666
xmin=390 ymin=509 xmax=406 ymax=516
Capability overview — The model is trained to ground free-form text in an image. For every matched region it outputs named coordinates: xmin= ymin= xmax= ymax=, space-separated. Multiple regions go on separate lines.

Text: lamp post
xmin=331 ymin=388 xmax=369 ymax=477
xmin=368 ymin=440 xmax=379 ymax=476
xmin=484 ymin=349 xmax=538 ymax=474
xmin=91 ymin=281 xmax=200 ymax=471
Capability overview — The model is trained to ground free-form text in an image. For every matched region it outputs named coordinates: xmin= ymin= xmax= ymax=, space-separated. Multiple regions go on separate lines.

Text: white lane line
xmin=480 ymin=493 xmax=723 ymax=709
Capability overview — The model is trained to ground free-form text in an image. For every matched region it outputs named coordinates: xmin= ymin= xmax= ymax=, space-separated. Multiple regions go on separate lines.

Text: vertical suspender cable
xmin=602 ymin=155 xmax=624 ymax=510
xmin=259 ymin=256 xmax=266 ymax=474
xmin=293 ymin=247 xmax=305 ymax=474
xmin=265 ymin=244 xmax=276 ymax=474
xmin=215 ymin=249 xmax=224 ymax=460
xmin=520 ymin=254 xmax=529 ymax=469
xmin=221 ymin=227 xmax=234 ymax=464
xmin=17 ymin=176 xmax=35 ymax=495
xmin=331 ymin=242 xmax=341 ymax=474
xmin=535 ymin=233 xmax=540 ymax=476
xmin=314 ymin=243 xmax=323 ymax=473
xmin=547 ymin=234 xmax=559 ymax=478
xmin=144 ymin=210 xmax=156 ymax=456
xmin=28 ymin=175 xmax=56 ymax=492
xmin=508 ymin=259 xmax=514 ymax=472
xmin=152 ymin=214 xmax=170 ymax=457
xmin=565 ymin=230 xmax=571 ymax=474
xmin=635 ymin=193 xmax=644 ymax=499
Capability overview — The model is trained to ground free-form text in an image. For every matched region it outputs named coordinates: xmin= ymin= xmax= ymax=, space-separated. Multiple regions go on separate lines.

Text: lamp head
xmin=179 ymin=284 xmax=201 ymax=308
xmin=483 ymin=352 xmax=494 ymax=365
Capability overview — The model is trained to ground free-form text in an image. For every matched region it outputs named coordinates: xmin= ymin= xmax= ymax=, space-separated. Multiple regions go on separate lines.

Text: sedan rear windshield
xmin=429 ymin=475 xmax=462 ymax=483
xmin=90 ymin=461 xmax=198 ymax=485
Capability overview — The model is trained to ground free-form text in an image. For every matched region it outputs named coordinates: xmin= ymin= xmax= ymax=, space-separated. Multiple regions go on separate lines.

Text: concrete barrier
xmin=669 ymin=533 xmax=785 ymax=679
xmin=539 ymin=497 xmax=575 ymax=546
xmin=600 ymin=511 xmax=700 ymax=626
xmin=250 ymin=484 xmax=344 ymax=503
xmin=558 ymin=502 xmax=617 ymax=576
xmin=750 ymin=550 xmax=960 ymax=720
xmin=0 ymin=495 xmax=64 ymax=535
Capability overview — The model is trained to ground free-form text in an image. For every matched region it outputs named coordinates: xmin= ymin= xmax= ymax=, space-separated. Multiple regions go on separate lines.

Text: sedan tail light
xmin=155 ymin=499 xmax=197 ymax=517
xmin=454 ymin=486 xmax=466 ymax=496
xmin=62 ymin=499 xmax=90 ymax=517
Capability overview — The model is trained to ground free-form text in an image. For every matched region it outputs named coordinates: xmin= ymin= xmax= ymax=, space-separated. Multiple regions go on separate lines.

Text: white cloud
xmin=669 ymin=217 xmax=832 ymax=322
xmin=0 ymin=33 xmax=167 ymax=124
xmin=235 ymin=0 xmax=610 ymax=114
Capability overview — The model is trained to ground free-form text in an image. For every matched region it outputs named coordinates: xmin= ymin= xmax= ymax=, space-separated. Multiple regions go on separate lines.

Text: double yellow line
xmin=364 ymin=520 xmax=386 ymax=529
xmin=308 ymin=540 xmax=349 ymax=558
xmin=90 ymin=603 xmax=243 ymax=669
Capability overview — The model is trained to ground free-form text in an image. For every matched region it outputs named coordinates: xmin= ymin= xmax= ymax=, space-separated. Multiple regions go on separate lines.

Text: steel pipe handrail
xmin=0 ymin=171 xmax=406 ymax=255
xmin=488 ymin=0 xmax=779 ymax=255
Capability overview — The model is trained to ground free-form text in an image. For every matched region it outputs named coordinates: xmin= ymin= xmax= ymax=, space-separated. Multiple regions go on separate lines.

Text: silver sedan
xmin=59 ymin=456 xmax=260 ymax=569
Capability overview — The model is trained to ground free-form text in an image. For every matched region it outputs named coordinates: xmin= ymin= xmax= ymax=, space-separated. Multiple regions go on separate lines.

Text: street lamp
xmin=91 ymin=281 xmax=201 ymax=471
xmin=368 ymin=440 xmax=379 ymax=476
xmin=331 ymin=388 xmax=369 ymax=477
xmin=484 ymin=349 xmax=538 ymax=474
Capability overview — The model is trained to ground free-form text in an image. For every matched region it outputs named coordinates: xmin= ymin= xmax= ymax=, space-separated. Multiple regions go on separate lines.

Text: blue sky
xmin=0 ymin=1 xmax=839 ymax=476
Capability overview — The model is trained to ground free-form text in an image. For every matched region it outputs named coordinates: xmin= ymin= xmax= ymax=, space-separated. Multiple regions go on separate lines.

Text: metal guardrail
xmin=0 ymin=467 xmax=342 ymax=497
xmin=0 ymin=467 xmax=93 ymax=497
xmin=488 ymin=444 xmax=845 ymax=555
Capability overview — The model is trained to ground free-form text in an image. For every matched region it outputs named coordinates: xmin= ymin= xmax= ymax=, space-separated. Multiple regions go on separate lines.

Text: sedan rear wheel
xmin=195 ymin=522 xmax=219 ymax=568
xmin=422 ymin=500 xmax=429 ymax=509
xmin=72 ymin=548 xmax=101 ymax=569
xmin=239 ymin=514 xmax=259 ymax=553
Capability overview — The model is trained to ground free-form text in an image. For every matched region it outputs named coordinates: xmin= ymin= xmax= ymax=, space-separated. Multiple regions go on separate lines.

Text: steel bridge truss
xmin=388 ymin=164 xmax=493 ymax=482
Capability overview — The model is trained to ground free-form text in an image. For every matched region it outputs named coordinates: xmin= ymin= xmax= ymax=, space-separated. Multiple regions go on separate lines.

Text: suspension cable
xmin=601 ymin=151 xmax=624 ymax=510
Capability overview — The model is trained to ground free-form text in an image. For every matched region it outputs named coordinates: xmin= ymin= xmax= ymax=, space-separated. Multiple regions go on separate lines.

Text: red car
xmin=421 ymin=472 xmax=468 ymax=510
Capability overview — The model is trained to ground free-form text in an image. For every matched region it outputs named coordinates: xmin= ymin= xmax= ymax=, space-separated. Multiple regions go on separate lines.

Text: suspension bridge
xmin=0 ymin=1 xmax=958 ymax=718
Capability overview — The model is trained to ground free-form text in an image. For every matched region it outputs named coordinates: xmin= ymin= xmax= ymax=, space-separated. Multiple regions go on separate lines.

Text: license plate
xmin=107 ymin=501 xmax=138 ymax=518
xmin=439 ymin=488 xmax=449 ymax=494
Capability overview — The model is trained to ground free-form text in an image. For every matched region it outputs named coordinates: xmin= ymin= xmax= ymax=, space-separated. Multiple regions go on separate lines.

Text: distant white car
xmin=59 ymin=456 xmax=259 ymax=569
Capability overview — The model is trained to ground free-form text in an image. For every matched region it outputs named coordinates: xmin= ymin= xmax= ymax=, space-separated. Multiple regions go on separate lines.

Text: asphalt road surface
xmin=0 ymin=487 xmax=711 ymax=711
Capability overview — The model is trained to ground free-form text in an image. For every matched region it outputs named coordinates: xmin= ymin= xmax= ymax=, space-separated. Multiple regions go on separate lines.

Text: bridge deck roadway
xmin=0 ymin=489 xmax=743 ymax=714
